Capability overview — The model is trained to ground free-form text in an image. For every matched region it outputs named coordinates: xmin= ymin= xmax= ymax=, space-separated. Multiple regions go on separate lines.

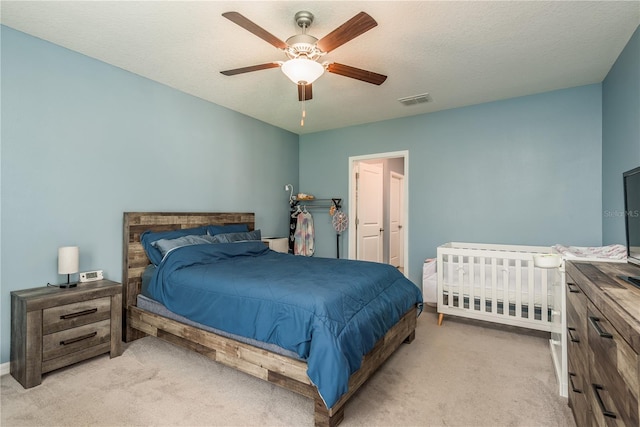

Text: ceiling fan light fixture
xmin=281 ymin=58 xmax=325 ymax=85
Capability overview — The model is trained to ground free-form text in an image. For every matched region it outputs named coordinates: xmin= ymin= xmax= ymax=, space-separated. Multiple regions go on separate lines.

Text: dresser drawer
xmin=589 ymin=361 xmax=635 ymax=427
xmin=43 ymin=296 xmax=111 ymax=334
xmin=568 ymin=355 xmax=590 ymax=427
xmin=566 ymin=296 xmax=587 ymax=347
xmin=587 ymin=302 xmax=639 ymax=427
xmin=566 ymin=275 xmax=587 ymax=333
xmin=567 ymin=324 xmax=590 ymax=391
xmin=566 ymin=275 xmax=589 ymax=376
xmin=42 ymin=319 xmax=111 ymax=361
xmin=568 ymin=342 xmax=589 ymax=395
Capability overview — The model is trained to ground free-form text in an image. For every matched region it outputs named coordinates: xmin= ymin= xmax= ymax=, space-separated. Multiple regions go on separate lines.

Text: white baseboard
xmin=1 ymin=361 xmax=10 ymax=376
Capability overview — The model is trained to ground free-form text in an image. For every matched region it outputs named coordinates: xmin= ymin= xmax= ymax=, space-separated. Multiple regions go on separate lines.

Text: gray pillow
xmin=209 ymin=229 xmax=262 ymax=243
xmin=141 ymin=226 xmax=208 ymax=265
xmin=152 ymin=235 xmax=215 ymax=258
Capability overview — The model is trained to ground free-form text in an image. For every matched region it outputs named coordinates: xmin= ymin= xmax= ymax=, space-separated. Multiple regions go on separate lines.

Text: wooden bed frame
xmin=122 ymin=212 xmax=418 ymax=427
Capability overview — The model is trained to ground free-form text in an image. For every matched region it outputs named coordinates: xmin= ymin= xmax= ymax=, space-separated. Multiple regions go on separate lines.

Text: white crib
xmin=435 ymin=242 xmax=627 ymax=399
xmin=436 ymin=242 xmax=564 ymax=332
xmin=437 ymin=242 xmax=568 ymax=397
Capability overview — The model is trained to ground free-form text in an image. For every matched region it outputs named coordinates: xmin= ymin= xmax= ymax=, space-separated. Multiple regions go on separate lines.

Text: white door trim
xmin=389 ymin=171 xmax=404 ymax=269
xmin=348 ymin=150 xmax=409 ymax=276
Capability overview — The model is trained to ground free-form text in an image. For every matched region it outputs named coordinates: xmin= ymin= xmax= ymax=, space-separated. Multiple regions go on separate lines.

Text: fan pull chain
xmin=300 ymin=84 xmax=306 ymax=127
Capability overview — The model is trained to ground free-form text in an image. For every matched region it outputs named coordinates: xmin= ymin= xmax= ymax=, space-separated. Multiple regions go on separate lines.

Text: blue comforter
xmin=146 ymin=241 xmax=422 ymax=408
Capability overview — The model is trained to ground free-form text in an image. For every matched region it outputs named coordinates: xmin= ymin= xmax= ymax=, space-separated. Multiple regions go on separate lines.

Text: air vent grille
xmin=397 ymin=93 xmax=432 ymax=106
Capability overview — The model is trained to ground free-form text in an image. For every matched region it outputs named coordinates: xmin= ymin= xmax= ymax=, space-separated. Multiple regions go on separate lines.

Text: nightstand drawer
xmin=42 ymin=319 xmax=111 ymax=361
xmin=43 ymin=296 xmax=111 ymax=334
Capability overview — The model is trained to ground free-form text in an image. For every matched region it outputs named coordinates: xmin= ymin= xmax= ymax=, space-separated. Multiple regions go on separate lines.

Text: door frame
xmin=348 ymin=150 xmax=409 ymax=275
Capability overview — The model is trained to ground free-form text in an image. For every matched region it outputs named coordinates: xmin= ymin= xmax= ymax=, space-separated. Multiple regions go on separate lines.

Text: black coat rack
xmin=288 ymin=196 xmax=343 ymax=257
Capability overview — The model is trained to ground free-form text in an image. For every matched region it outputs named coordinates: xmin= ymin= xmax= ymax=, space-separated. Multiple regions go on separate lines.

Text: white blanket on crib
xmin=552 ymin=244 xmax=627 ymax=261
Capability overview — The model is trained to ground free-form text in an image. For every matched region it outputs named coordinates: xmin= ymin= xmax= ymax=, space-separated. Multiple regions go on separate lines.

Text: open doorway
xmin=348 ymin=151 xmax=408 ymax=275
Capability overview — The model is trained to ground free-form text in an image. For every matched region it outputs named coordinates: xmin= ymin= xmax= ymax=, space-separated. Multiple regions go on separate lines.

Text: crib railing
xmin=437 ymin=242 xmax=558 ymax=331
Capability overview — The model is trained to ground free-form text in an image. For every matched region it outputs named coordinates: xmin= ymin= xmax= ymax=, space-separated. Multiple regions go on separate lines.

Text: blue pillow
xmin=152 ymin=235 xmax=216 ymax=259
xmin=210 ymin=229 xmax=262 ymax=243
xmin=207 ymin=224 xmax=249 ymax=236
xmin=140 ymin=226 xmax=207 ymax=265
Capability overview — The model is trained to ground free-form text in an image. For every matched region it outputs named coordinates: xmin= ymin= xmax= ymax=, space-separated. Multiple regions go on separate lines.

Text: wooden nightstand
xmin=262 ymin=237 xmax=289 ymax=253
xmin=10 ymin=279 xmax=122 ymax=388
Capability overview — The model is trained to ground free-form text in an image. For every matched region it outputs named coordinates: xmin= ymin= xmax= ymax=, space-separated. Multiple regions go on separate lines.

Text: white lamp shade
xmin=281 ymin=58 xmax=325 ymax=84
xmin=58 ymin=246 xmax=79 ymax=274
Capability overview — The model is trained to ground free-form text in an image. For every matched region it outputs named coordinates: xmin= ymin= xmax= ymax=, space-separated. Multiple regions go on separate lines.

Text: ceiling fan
xmin=220 ymin=10 xmax=387 ymax=104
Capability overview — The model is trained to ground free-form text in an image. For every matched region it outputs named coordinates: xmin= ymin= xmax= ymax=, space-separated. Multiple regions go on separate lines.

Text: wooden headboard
xmin=122 ymin=212 xmax=255 ymax=341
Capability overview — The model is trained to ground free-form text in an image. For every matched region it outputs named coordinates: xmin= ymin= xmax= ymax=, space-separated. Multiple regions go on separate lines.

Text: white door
xmin=356 ymin=162 xmax=384 ymax=262
xmin=389 ymin=172 xmax=404 ymax=269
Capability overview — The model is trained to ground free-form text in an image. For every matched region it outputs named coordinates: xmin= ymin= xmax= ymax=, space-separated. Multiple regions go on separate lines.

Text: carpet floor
xmin=1 ymin=309 xmax=575 ymax=426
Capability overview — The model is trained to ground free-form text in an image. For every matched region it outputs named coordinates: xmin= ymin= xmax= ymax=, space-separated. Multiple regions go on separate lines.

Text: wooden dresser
xmin=565 ymin=261 xmax=640 ymax=427
xmin=10 ymin=280 xmax=122 ymax=388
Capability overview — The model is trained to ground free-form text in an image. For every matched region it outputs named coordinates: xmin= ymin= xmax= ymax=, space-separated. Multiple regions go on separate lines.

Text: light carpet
xmin=1 ymin=310 xmax=575 ymax=426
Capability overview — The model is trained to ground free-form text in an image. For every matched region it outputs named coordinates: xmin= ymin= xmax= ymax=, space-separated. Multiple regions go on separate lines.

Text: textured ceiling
xmin=1 ymin=1 xmax=639 ymax=134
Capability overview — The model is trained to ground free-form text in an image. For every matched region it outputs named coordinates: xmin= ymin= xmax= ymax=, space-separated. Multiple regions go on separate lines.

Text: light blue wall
xmin=300 ymin=85 xmax=603 ymax=286
xmin=3 ymin=22 xmax=635 ymax=367
xmin=602 ymin=25 xmax=640 ymax=245
xmin=0 ymin=26 xmax=299 ymax=364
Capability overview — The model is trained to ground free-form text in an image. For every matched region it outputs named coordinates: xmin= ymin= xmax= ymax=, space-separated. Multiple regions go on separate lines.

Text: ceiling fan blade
xmin=316 ymin=12 xmax=377 ymax=53
xmin=326 ymin=63 xmax=387 ymax=85
xmin=220 ymin=63 xmax=280 ymax=76
xmin=222 ymin=12 xmax=288 ymax=50
xmin=298 ymin=83 xmax=313 ymax=101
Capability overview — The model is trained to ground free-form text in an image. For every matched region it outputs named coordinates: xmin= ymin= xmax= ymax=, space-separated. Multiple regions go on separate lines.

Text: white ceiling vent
xmin=397 ymin=93 xmax=432 ymax=106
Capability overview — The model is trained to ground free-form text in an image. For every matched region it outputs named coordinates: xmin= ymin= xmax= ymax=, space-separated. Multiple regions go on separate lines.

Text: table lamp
xmin=58 ymin=246 xmax=79 ymax=288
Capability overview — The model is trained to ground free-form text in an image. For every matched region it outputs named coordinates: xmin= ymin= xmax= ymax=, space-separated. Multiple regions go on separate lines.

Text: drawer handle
xmin=567 ymin=283 xmax=580 ymax=293
xmin=60 ymin=332 xmax=97 ymax=346
xmin=567 ymin=327 xmax=580 ymax=343
xmin=591 ymin=384 xmax=617 ymax=419
xmin=568 ymin=372 xmax=582 ymax=393
xmin=588 ymin=316 xmax=613 ymax=339
xmin=60 ymin=308 xmax=98 ymax=320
